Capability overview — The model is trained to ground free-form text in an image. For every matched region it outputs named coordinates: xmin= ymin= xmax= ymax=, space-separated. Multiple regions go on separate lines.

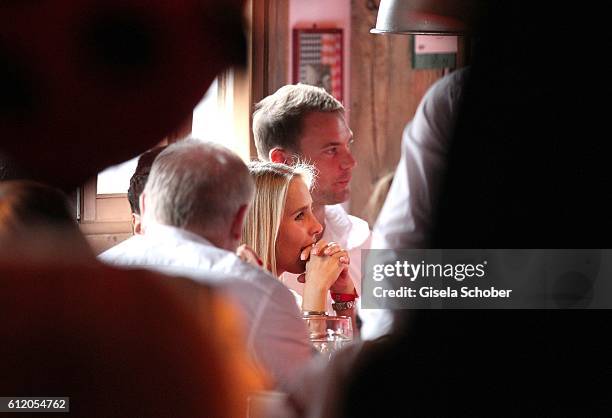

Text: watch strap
xmin=332 ymin=300 xmax=355 ymax=311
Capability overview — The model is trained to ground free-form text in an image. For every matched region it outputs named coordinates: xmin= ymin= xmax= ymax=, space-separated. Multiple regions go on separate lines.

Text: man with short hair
xmin=127 ymin=146 xmax=167 ymax=234
xmin=253 ymin=84 xmax=355 ymax=210
xmin=253 ymin=84 xmax=390 ymax=339
xmin=100 ymin=139 xmax=312 ymax=388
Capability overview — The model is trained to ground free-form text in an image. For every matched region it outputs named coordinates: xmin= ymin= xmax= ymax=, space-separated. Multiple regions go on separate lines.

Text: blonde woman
xmin=242 ymin=162 xmax=356 ymax=316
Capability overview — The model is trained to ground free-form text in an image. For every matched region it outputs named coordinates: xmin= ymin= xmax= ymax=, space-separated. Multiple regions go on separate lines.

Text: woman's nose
xmin=309 ymin=216 xmax=323 ymax=237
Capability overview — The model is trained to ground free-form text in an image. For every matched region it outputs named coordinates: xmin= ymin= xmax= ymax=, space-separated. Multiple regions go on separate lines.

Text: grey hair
xmin=143 ymin=139 xmax=254 ymax=236
xmin=252 ymin=84 xmax=344 ymax=160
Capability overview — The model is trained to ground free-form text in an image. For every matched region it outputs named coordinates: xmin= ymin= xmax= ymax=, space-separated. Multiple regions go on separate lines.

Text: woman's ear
xmin=269 ymin=148 xmax=289 ymax=164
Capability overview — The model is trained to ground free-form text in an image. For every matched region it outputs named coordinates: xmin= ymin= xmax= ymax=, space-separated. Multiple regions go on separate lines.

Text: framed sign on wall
xmin=293 ymin=28 xmax=343 ymax=102
xmin=411 ymin=35 xmax=458 ymax=69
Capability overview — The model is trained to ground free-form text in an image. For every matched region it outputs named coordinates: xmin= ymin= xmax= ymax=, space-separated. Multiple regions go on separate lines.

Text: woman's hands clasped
xmin=299 ymin=240 xmax=355 ymax=311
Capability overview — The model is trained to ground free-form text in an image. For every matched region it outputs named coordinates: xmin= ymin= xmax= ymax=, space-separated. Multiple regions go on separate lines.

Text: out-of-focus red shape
xmin=0 ymin=0 xmax=246 ymax=188
xmin=0 ymin=261 xmax=259 ymax=418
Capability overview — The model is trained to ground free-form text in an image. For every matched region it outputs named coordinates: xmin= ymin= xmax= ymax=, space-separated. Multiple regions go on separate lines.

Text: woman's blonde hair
xmin=242 ymin=161 xmax=314 ymax=276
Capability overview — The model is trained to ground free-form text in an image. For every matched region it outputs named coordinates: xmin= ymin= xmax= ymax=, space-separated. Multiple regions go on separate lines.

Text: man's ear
xmin=230 ymin=204 xmax=249 ymax=240
xmin=269 ymin=148 xmax=290 ymax=164
xmin=139 ymin=193 xmax=146 ymax=217
xmin=131 ymin=213 xmax=142 ymax=235
xmin=138 ymin=193 xmax=148 ymax=233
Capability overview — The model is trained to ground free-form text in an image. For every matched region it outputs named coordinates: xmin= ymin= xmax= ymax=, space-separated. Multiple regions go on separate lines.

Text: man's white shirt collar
xmin=323 ymin=204 xmax=370 ymax=250
xmin=142 ymin=223 xmax=213 ymax=247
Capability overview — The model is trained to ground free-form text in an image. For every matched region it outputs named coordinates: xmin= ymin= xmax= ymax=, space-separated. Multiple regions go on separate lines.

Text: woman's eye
xmin=295 ymin=212 xmax=305 ymax=220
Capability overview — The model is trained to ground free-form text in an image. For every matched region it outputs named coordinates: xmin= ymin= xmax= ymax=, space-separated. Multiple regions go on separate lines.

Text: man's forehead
xmin=297 ymin=112 xmax=351 ymax=149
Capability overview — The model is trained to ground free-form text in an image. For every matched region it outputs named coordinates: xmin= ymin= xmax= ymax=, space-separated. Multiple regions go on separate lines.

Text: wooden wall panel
xmin=348 ymin=0 xmax=445 ymax=218
xmin=266 ymin=0 xmax=289 ymax=94
xmin=247 ymin=0 xmax=290 ymax=158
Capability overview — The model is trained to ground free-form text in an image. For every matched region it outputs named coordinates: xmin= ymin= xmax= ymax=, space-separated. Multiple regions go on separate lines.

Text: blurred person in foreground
xmin=1 ymin=1 xmax=261 ymax=416
xmin=0 ymin=180 xmax=92 ymax=261
xmin=0 ymin=261 xmax=259 ymax=418
xmin=100 ymin=139 xmax=312 ymax=389
xmin=0 ymin=152 xmax=30 ymax=182
xmin=296 ymin=1 xmax=612 ymax=416
xmin=372 ymin=68 xmax=468 ymax=250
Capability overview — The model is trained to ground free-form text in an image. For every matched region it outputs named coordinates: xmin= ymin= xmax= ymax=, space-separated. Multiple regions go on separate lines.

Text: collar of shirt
xmin=323 ymin=204 xmax=371 ymax=251
xmin=143 ymin=223 xmax=214 ymax=248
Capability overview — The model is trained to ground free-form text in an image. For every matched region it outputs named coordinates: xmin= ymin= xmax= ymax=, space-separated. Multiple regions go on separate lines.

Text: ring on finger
xmin=325 ymin=244 xmax=341 ymax=254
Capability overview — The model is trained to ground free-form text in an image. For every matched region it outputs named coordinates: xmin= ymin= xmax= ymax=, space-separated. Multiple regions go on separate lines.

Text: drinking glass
xmin=303 ymin=314 xmax=353 ymax=358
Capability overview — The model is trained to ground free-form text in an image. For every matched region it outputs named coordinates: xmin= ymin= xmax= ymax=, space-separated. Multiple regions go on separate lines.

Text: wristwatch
xmin=332 ymin=300 xmax=355 ymax=311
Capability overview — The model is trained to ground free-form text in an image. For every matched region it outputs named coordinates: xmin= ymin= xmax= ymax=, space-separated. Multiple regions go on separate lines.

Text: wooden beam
xmin=349 ymin=0 xmax=445 ymax=218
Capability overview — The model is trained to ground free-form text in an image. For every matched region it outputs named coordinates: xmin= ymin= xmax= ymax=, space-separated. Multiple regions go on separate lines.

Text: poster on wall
xmin=293 ymin=28 xmax=343 ymax=102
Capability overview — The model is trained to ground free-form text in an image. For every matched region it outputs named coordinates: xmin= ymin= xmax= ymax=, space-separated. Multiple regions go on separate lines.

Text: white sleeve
xmin=372 ymin=69 xmax=466 ymax=250
xmin=248 ymin=283 xmax=314 ymax=390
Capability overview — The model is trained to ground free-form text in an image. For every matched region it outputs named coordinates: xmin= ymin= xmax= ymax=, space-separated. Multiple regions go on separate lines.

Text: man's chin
xmin=314 ymin=188 xmax=351 ymax=206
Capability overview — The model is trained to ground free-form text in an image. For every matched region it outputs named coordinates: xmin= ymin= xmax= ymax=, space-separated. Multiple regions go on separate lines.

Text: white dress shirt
xmin=372 ymin=68 xmax=468 ymax=249
xmin=99 ymin=223 xmax=312 ymax=389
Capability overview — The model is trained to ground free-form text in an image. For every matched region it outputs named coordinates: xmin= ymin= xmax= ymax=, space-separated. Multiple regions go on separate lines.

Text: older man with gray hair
xmin=100 ymin=139 xmax=312 ymax=389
